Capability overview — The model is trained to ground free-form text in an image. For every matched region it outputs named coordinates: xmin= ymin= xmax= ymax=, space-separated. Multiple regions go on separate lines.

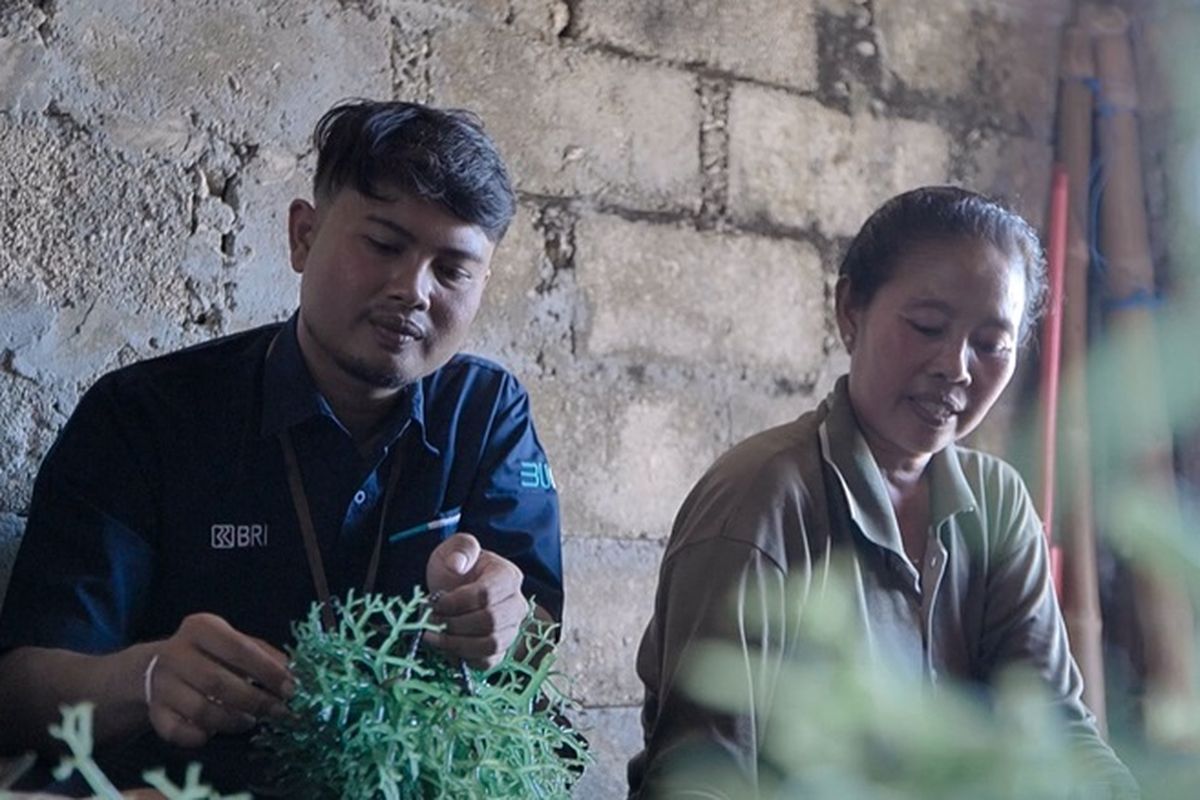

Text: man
xmin=0 ymin=100 xmax=562 ymax=794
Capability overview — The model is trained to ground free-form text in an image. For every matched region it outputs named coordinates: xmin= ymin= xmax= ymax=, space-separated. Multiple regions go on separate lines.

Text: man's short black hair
xmin=312 ymin=99 xmax=516 ymax=241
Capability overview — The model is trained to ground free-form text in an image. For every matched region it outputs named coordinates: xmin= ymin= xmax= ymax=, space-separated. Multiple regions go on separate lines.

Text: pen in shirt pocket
xmin=388 ymin=508 xmax=462 ymax=544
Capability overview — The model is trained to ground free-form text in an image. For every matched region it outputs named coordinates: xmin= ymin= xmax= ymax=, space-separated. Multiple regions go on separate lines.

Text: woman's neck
xmin=857 ymin=425 xmax=933 ymax=568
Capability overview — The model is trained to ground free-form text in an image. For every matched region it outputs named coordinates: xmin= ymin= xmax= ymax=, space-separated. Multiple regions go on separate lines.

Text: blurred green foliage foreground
xmin=657 ymin=567 xmax=1198 ymax=800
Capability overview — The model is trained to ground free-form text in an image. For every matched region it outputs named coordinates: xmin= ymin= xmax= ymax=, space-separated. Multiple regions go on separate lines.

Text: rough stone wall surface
xmin=0 ymin=0 xmax=1072 ymax=794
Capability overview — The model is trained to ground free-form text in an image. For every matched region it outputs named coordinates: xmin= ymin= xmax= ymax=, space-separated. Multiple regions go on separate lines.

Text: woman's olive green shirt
xmin=629 ymin=377 xmax=1135 ymax=798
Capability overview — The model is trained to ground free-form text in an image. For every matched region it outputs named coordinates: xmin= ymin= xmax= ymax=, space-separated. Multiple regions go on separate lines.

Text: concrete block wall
xmin=0 ymin=0 xmax=1074 ymax=795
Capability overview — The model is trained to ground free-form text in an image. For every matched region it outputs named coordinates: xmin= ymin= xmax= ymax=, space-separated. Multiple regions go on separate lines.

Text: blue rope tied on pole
xmin=1088 ymin=155 xmax=1110 ymax=279
xmin=1102 ymin=288 xmax=1163 ymax=313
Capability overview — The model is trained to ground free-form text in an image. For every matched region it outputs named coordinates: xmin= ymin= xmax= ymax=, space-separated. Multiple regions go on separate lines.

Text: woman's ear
xmin=288 ymin=199 xmax=317 ymax=274
xmin=834 ymin=276 xmax=859 ymax=353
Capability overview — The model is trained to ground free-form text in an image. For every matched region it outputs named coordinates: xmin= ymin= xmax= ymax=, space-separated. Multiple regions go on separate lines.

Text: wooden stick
xmin=1053 ymin=21 xmax=1108 ymax=737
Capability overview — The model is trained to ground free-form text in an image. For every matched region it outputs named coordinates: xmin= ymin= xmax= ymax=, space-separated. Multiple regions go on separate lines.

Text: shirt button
xmin=354 ymin=491 xmax=367 ymax=504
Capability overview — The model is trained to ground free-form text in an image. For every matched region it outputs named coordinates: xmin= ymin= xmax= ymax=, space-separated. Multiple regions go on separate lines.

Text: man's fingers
xmin=152 ymin=664 xmax=259 ymax=734
xmin=426 ymin=533 xmax=482 ymax=593
xmin=147 ymin=613 xmax=294 ymax=746
xmin=432 ymin=593 xmax=529 ymax=636
xmin=432 ymin=578 xmax=522 ymax=619
xmin=174 ymin=691 xmax=256 ymax=736
xmin=184 ymin=663 xmax=288 ymax=719
xmin=442 ymin=533 xmax=481 ymax=576
xmin=181 ymin=614 xmax=293 ymax=698
xmin=197 ymin=635 xmax=292 ymax=700
xmin=423 ymin=623 xmax=522 ymax=669
xmin=154 ymin=645 xmax=288 ymax=721
xmin=147 ymin=703 xmax=209 ymax=748
xmin=431 ymin=551 xmax=523 ymax=615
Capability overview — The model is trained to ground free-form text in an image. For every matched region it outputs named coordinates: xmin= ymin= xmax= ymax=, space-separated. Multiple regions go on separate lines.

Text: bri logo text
xmin=211 ymin=524 xmax=269 ymax=549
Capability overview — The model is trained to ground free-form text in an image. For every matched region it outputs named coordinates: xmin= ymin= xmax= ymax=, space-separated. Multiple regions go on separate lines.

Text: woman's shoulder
xmin=709 ymin=405 xmax=831 ymax=502
xmin=949 ymin=445 xmax=1028 ymax=491
xmin=947 ymin=444 xmax=1040 ymax=547
xmin=664 ymin=406 xmax=831 ymax=567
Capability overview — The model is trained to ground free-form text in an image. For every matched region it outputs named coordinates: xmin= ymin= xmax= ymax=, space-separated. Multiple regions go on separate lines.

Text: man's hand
xmin=424 ymin=533 xmax=529 ymax=669
xmin=145 ymin=614 xmax=293 ymax=747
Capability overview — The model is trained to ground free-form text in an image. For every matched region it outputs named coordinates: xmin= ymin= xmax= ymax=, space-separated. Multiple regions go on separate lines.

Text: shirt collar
xmin=927 ymin=437 xmax=976 ymax=526
xmin=818 ymin=375 xmax=977 ymax=554
xmin=259 ymin=313 xmax=434 ymax=455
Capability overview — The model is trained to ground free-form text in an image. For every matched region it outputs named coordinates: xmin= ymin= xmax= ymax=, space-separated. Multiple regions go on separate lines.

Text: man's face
xmin=288 ymin=187 xmax=495 ymax=394
xmin=836 ymin=236 xmax=1026 ymax=469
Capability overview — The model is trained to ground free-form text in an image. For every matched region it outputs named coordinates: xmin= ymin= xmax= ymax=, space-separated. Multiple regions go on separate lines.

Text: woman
xmin=628 ymin=187 xmax=1137 ymax=798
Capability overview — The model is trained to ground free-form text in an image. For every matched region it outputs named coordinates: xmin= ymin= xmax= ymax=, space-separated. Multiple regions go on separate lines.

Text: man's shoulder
xmin=85 ymin=324 xmax=278 ymax=417
xmin=429 ymin=352 xmax=516 ymax=381
xmin=422 ymin=352 xmax=525 ymax=407
xmin=33 ymin=324 xmax=280 ymax=498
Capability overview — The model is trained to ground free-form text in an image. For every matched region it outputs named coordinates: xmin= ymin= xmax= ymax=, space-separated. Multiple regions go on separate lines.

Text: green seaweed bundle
xmin=253 ymin=590 xmax=588 ymax=800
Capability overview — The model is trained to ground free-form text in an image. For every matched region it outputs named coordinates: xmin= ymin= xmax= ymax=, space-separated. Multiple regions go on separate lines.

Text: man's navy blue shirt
xmin=0 ymin=316 xmax=563 ymax=791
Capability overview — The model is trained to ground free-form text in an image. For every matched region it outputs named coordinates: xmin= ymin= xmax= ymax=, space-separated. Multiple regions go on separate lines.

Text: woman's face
xmin=836 ymin=235 xmax=1027 ymax=470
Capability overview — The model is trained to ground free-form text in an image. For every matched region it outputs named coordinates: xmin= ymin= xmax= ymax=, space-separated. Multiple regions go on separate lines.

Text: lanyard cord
xmin=279 ymin=428 xmax=405 ymax=631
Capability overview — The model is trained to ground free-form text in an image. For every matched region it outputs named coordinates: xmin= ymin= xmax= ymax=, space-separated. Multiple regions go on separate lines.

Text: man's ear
xmin=834 ymin=276 xmax=859 ymax=354
xmin=288 ymin=199 xmax=317 ymax=274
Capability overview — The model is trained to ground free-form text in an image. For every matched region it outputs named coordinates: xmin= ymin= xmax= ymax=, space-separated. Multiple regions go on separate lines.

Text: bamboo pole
xmin=1038 ymin=166 xmax=1068 ymax=597
xmin=1087 ymin=3 xmax=1196 ymax=747
xmin=1053 ymin=22 xmax=1108 ymax=737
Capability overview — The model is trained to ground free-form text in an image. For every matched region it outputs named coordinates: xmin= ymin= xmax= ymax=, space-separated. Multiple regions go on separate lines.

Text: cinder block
xmin=813 ymin=349 xmax=851 ymax=400
xmin=727 ymin=385 xmax=813 ymax=447
xmin=0 ymin=30 xmax=52 ymax=112
xmin=574 ymin=214 xmax=827 ymax=376
xmin=875 ymin=0 xmax=976 ymax=99
xmin=0 ymin=375 xmax=58 ymax=517
xmin=48 ymin=0 xmax=390 ymax=151
xmin=0 ymin=513 xmax=26 ymax=612
xmin=527 ymin=371 xmax=727 ymax=541
xmin=506 ymin=0 xmax=572 ymax=37
xmin=222 ymin=149 xmax=312 ymax=331
xmin=428 ymin=19 xmax=701 ymax=210
xmin=0 ymin=2 xmax=46 ymax=37
xmin=959 ymin=131 xmax=1052 ymax=231
xmin=724 ymin=343 xmax=849 ymax=442
xmin=412 ymin=0 xmax=572 ymax=38
xmin=572 ymin=0 xmax=818 ymax=90
xmin=571 ymin=706 xmax=644 ymax=800
xmin=559 ymin=536 xmax=665 ymax=707
xmin=464 ymin=203 xmax=556 ymax=373
xmin=728 ymin=86 xmax=951 ymax=237
xmin=973 ymin=6 xmax=1063 ymax=140
xmin=876 ymin=0 xmax=1065 ymax=139
xmin=0 ymin=116 xmax=196 ymax=375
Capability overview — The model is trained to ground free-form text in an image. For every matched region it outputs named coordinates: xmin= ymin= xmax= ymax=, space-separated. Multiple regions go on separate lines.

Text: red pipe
xmin=1040 ymin=164 xmax=1069 ymax=595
